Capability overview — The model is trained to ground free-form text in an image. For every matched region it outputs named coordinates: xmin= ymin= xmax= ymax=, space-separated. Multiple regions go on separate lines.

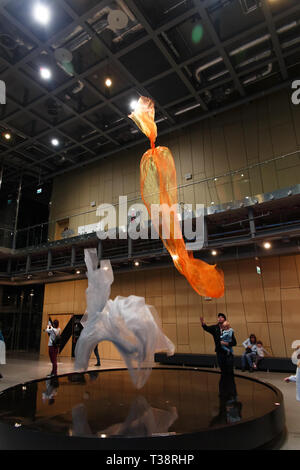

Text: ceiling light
xmin=76 ymin=270 xmax=81 ymax=274
xmin=263 ymin=241 xmax=271 ymax=250
xmin=40 ymin=67 xmax=51 ymax=80
xmin=3 ymin=132 xmax=11 ymax=140
xmin=211 ymin=250 xmax=218 ymax=256
xmin=130 ymin=99 xmax=138 ymax=111
xmin=134 ymin=261 xmax=139 ymax=267
xmin=51 ymin=138 xmax=59 ymax=146
xmin=33 ymin=3 xmax=51 ymax=25
xmin=105 ymin=77 xmax=112 ymax=87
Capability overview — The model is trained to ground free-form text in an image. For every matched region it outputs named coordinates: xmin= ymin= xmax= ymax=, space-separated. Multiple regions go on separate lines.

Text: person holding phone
xmin=45 ymin=319 xmax=61 ymax=377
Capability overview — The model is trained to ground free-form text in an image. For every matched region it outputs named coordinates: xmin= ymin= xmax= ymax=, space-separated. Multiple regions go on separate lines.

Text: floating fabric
xmin=75 ymin=248 xmax=174 ymax=389
xmin=0 ymin=340 xmax=5 ymax=365
xmin=129 ymin=96 xmax=224 ymax=298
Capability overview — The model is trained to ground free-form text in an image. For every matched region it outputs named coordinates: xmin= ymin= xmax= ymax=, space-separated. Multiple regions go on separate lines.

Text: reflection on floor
xmin=0 ymin=352 xmax=299 ymax=449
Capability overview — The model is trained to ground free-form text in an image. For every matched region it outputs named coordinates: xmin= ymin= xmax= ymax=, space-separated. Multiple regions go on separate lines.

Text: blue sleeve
xmin=0 ymin=331 xmax=4 ymax=342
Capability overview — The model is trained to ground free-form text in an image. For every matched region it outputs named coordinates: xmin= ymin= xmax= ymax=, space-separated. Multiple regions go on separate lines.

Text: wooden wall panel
xmin=269 ymin=323 xmax=287 ymax=357
xmin=238 ymin=259 xmax=267 ymax=323
xmin=280 ymin=256 xmax=299 ymax=288
xmin=281 ymin=287 xmax=300 ymax=351
xmin=261 ymin=257 xmax=282 ymax=322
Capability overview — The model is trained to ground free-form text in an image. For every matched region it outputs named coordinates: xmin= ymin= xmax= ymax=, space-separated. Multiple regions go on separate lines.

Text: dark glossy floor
xmin=0 ymin=354 xmax=299 ymax=448
xmin=0 ymin=367 xmax=281 ymax=439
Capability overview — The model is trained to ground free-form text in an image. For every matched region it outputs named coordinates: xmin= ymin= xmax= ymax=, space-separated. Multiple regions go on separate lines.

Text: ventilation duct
xmin=196 ymin=18 xmax=300 ymax=83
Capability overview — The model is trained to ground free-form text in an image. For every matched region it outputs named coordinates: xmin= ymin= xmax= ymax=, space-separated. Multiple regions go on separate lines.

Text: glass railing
xmin=7 ymin=149 xmax=300 ymax=250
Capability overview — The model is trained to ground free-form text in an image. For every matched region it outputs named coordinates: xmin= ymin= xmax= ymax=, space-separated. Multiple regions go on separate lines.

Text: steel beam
xmin=261 ymin=0 xmax=288 ymax=80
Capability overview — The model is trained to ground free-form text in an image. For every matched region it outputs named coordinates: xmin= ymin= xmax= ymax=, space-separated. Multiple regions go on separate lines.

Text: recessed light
xmin=263 ymin=241 xmax=271 ymax=250
xmin=76 ymin=270 xmax=81 ymax=274
xmin=33 ymin=3 xmax=51 ymax=25
xmin=105 ymin=77 xmax=112 ymax=87
xmin=40 ymin=67 xmax=51 ymax=80
xmin=211 ymin=250 xmax=217 ymax=256
xmin=134 ymin=261 xmax=139 ymax=267
xmin=51 ymin=138 xmax=59 ymax=146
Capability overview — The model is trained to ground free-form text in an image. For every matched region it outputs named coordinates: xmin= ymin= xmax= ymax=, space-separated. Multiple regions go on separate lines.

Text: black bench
xmin=155 ymin=353 xmax=295 ymax=373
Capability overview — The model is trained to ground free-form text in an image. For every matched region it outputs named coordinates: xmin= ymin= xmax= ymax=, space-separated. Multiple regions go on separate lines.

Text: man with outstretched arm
xmin=200 ymin=313 xmax=237 ymax=399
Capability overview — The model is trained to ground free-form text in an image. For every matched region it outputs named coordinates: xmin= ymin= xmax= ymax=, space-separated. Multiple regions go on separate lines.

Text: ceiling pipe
xmin=243 ymin=63 xmax=273 ymax=86
xmin=195 ymin=19 xmax=300 ymax=82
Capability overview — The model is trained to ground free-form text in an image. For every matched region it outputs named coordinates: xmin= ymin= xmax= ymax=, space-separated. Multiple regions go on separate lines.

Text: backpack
xmin=52 ymin=332 xmax=61 ymax=348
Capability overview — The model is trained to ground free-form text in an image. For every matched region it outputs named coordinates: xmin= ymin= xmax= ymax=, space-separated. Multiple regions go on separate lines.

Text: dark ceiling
xmin=1 ymin=0 xmax=300 ymax=191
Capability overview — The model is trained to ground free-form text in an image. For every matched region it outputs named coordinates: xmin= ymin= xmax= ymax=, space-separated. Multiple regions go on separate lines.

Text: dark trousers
xmin=217 ymin=352 xmax=237 ymax=400
xmin=48 ymin=346 xmax=58 ymax=375
xmin=94 ymin=345 xmax=100 ymax=364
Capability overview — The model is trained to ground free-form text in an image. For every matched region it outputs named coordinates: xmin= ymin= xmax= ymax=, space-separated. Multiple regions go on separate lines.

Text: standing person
xmin=94 ymin=344 xmax=101 ymax=367
xmin=45 ymin=319 xmax=61 ymax=377
xmin=0 ymin=323 xmax=5 ymax=379
xmin=200 ymin=313 xmax=237 ymax=399
xmin=241 ymin=334 xmax=257 ymax=372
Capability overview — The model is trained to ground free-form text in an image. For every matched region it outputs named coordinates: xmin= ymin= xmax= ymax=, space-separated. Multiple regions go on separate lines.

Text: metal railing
xmin=1 ymin=149 xmax=299 ymax=250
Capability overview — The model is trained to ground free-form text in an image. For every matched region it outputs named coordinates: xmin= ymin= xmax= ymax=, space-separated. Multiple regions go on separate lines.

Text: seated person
xmin=220 ymin=321 xmax=234 ymax=356
xmin=241 ymin=334 xmax=257 ymax=372
xmin=253 ymin=340 xmax=269 ymax=369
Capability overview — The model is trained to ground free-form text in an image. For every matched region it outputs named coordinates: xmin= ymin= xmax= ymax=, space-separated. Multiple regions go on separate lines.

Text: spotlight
xmin=211 ymin=250 xmax=218 ymax=256
xmin=3 ymin=132 xmax=11 ymax=140
xmin=130 ymin=99 xmax=138 ymax=111
xmin=134 ymin=261 xmax=139 ymax=267
xmin=33 ymin=3 xmax=51 ymax=25
xmin=51 ymin=138 xmax=59 ymax=146
xmin=40 ymin=67 xmax=51 ymax=80
xmin=263 ymin=241 xmax=271 ymax=250
xmin=76 ymin=270 xmax=81 ymax=274
xmin=105 ymin=77 xmax=112 ymax=87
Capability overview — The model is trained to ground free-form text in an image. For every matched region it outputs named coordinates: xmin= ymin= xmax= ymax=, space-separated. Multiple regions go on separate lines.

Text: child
xmin=220 ymin=321 xmax=234 ymax=355
xmin=253 ymin=340 xmax=269 ymax=369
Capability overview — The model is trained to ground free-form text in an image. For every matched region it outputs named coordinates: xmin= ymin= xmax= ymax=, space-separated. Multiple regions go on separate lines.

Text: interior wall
xmin=40 ymin=253 xmax=300 ymax=359
xmin=49 ymin=89 xmax=300 ymax=237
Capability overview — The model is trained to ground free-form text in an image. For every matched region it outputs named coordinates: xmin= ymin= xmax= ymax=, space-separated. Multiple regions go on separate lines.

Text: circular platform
xmin=0 ymin=368 xmax=285 ymax=450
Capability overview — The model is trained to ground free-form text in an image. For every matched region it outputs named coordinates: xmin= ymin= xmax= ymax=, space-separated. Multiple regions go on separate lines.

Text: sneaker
xmin=94 ymin=363 xmax=101 ymax=367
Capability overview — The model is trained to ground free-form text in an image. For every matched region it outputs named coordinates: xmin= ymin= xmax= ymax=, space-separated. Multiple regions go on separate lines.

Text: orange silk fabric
xmin=129 ymin=97 xmax=224 ymax=298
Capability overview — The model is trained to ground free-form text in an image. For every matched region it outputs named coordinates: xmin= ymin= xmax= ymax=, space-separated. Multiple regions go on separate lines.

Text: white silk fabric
xmin=75 ymin=248 xmax=175 ymax=389
xmin=0 ymin=340 xmax=6 ymax=365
